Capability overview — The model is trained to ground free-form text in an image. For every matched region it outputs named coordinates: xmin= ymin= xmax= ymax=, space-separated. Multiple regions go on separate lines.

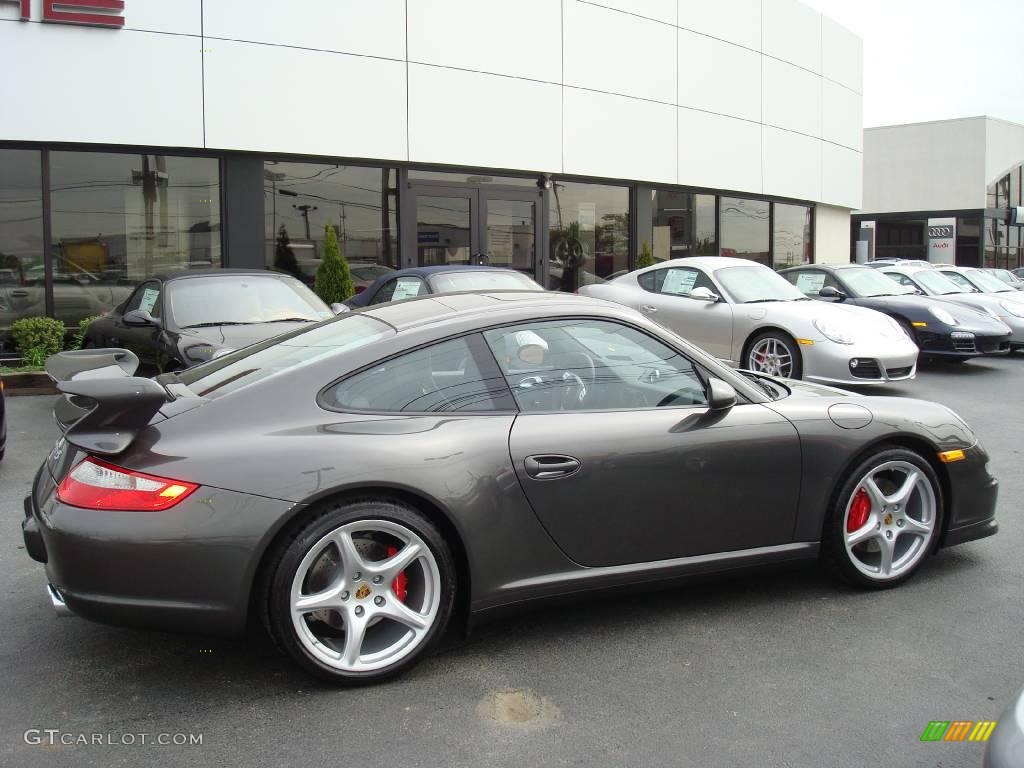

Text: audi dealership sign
xmin=1 ymin=0 xmax=124 ymax=27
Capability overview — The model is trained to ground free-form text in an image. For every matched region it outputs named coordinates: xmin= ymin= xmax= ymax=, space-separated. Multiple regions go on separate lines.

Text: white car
xmin=580 ymin=257 xmax=919 ymax=385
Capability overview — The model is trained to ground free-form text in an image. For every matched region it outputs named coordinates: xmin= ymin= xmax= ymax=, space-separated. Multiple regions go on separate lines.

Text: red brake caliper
xmin=847 ymin=488 xmax=870 ymax=533
xmin=387 ymin=546 xmax=408 ymax=603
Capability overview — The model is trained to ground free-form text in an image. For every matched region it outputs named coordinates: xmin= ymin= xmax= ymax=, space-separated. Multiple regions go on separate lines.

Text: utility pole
xmin=293 ymin=204 xmax=318 ymax=240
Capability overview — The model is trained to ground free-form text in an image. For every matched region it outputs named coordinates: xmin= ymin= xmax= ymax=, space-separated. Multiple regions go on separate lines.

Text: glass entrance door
xmin=409 ymin=183 xmax=542 ymax=280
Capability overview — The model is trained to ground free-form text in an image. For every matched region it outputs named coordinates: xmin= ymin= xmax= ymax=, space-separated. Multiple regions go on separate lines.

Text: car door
xmin=109 ymin=280 xmax=164 ymax=374
xmin=483 ymin=318 xmax=801 ymax=567
xmin=636 ymin=267 xmax=735 ymax=360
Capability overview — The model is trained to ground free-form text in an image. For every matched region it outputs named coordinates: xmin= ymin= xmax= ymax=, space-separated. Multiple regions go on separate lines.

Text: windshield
xmin=840 ymin=267 xmax=910 ymax=297
xmin=176 ymin=315 xmax=393 ymax=400
xmin=168 ymin=275 xmax=332 ymax=327
xmin=427 ymin=270 xmax=543 ymax=294
xmin=940 ymin=271 xmax=979 ymax=292
xmin=910 ymin=270 xmax=964 ymax=295
xmin=714 ymin=265 xmax=806 ymax=303
xmin=966 ymin=269 xmax=1014 ymax=293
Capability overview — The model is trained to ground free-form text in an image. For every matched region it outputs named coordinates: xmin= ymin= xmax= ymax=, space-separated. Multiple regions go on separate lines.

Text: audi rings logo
xmin=928 ymin=226 xmax=954 ymax=239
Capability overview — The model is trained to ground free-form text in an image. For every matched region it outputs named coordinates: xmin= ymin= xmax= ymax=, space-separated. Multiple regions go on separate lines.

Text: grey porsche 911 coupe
xmin=23 ymin=292 xmax=998 ymax=684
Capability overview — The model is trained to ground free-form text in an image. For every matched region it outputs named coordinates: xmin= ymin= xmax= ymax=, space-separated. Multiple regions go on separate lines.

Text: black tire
xmin=263 ymin=498 xmax=456 ymax=684
xmin=823 ymin=446 xmax=943 ymax=589
xmin=745 ymin=331 xmax=803 ymax=380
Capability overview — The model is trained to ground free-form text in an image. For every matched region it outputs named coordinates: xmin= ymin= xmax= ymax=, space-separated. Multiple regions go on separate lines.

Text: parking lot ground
xmin=0 ymin=357 xmax=1020 ymax=768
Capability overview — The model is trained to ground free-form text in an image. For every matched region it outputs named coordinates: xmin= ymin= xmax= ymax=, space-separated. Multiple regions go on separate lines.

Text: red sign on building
xmin=2 ymin=0 xmax=125 ymax=27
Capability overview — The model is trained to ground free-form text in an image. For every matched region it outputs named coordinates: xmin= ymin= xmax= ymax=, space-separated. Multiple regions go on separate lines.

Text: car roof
xmin=638 ymin=256 xmax=772 ymax=273
xmin=154 ymin=268 xmax=296 ymax=283
xmin=379 ymin=265 xmax=526 ymax=278
xmin=353 ymin=290 xmax=604 ymax=332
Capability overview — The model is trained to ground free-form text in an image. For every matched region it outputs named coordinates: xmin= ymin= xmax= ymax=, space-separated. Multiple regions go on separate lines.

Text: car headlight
xmin=999 ymin=300 xmax=1024 ymax=318
xmin=813 ymin=317 xmax=857 ymax=344
xmin=929 ymin=306 xmax=957 ymax=325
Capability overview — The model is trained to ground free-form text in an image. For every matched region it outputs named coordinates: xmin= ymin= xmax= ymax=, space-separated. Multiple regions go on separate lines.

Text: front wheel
xmin=824 ymin=447 xmax=943 ymax=589
xmin=264 ymin=499 xmax=456 ymax=684
xmin=746 ymin=331 xmax=803 ymax=380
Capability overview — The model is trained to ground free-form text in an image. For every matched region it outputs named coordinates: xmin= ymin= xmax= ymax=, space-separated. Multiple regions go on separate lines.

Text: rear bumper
xmin=23 ymin=463 xmax=299 ymax=636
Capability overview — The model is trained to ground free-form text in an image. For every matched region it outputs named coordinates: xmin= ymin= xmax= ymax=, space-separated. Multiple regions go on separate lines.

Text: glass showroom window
xmin=956 ymin=217 xmax=981 ymax=266
xmin=264 ymin=162 xmax=398 ymax=290
xmin=719 ymin=197 xmax=769 ymax=266
xmin=49 ymin=152 xmax=221 ymax=328
xmin=772 ymin=203 xmax=812 ymax=269
xmin=651 ymin=190 xmax=716 ymax=262
xmin=548 ymin=181 xmax=629 ymax=291
xmin=0 ymin=149 xmax=44 ymax=341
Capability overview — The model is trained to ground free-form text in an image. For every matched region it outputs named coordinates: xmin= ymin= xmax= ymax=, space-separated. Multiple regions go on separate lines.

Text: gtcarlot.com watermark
xmin=24 ymin=729 xmax=203 ymax=747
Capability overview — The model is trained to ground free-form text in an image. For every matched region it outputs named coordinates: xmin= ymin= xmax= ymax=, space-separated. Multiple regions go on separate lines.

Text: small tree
xmin=11 ymin=316 xmax=65 ymax=367
xmin=637 ymin=239 xmax=655 ymax=269
xmin=274 ymin=224 xmax=301 ymax=279
xmin=314 ymin=223 xmax=354 ymax=304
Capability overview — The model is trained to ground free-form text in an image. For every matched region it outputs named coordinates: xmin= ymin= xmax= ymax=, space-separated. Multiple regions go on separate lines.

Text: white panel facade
xmin=408 ymin=66 xmax=562 ymax=171
xmin=563 ymin=1 xmax=676 ymax=104
xmin=762 ymin=0 xmax=821 ymax=73
xmin=821 ymin=15 xmax=862 ymax=93
xmin=0 ymin=24 xmax=204 ymax=147
xmin=814 ymin=204 xmax=852 ymax=264
xmin=763 ymin=127 xmax=821 ymax=202
xmin=563 ymin=89 xmax=676 ymax=184
xmin=203 ymin=0 xmax=405 ymax=60
xmin=408 ymin=0 xmax=561 ymax=83
xmin=677 ymin=29 xmax=761 ymax=122
xmin=763 ymin=57 xmax=821 ymax=138
xmin=677 ymin=0 xmax=761 ymax=51
xmin=678 ymin=110 xmax=762 ymax=193
xmin=822 ymin=143 xmax=862 ymax=211
xmin=0 ymin=0 xmax=863 ymax=209
xmin=205 ymin=41 xmax=407 ymax=160
xmin=822 ymin=80 xmax=862 ymax=151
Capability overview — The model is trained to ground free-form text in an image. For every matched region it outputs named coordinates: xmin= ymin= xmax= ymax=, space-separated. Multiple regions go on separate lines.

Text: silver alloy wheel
xmin=748 ymin=337 xmax=794 ymax=378
xmin=843 ymin=460 xmax=937 ymax=580
xmin=289 ymin=519 xmax=441 ymax=673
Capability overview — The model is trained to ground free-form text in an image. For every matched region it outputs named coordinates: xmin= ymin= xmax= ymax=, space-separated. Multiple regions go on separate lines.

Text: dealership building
xmin=854 ymin=116 xmax=1024 ymax=269
xmin=0 ymin=0 xmax=863 ymax=333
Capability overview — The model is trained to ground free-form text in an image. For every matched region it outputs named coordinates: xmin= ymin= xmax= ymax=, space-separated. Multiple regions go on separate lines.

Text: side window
xmin=124 ymin=281 xmax=162 ymax=317
xmin=788 ymin=270 xmax=827 ymax=296
xmin=325 ymin=333 xmax=515 ymax=413
xmin=885 ymin=272 xmax=915 ymax=289
xmin=483 ymin=319 xmax=709 ymax=413
xmin=637 ymin=269 xmax=667 ymax=293
xmin=370 ymin=276 xmax=425 ymax=305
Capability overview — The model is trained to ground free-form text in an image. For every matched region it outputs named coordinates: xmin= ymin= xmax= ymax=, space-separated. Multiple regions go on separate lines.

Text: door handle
xmin=524 ymin=454 xmax=581 ymax=480
xmin=640 ymin=304 xmax=657 ymax=314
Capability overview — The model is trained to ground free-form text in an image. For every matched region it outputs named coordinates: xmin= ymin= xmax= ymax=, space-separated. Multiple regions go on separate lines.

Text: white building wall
xmin=0 ymin=0 xmax=863 ymax=209
xmin=814 ymin=204 xmax=851 ymax=264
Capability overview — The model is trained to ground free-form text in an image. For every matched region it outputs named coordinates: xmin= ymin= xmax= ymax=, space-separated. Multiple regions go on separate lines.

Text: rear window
xmin=427 ymin=270 xmax=542 ymax=294
xmin=176 ymin=315 xmax=392 ymax=400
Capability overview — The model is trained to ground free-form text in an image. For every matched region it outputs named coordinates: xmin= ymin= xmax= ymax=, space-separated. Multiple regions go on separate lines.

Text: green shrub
xmin=11 ymin=316 xmax=65 ymax=367
xmin=637 ymin=239 xmax=655 ymax=269
xmin=314 ymin=223 xmax=355 ymax=304
xmin=73 ymin=315 xmax=101 ymax=350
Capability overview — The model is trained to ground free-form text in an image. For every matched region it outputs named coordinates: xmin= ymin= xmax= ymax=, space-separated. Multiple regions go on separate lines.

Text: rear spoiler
xmin=45 ymin=349 xmax=169 ymax=455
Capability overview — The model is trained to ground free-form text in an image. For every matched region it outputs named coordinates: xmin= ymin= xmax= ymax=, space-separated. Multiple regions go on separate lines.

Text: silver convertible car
xmin=580 ymin=257 xmax=919 ymax=384
xmin=24 ymin=292 xmax=997 ymax=684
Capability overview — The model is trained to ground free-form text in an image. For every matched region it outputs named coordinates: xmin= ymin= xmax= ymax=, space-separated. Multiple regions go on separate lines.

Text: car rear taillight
xmin=57 ymin=457 xmax=198 ymax=511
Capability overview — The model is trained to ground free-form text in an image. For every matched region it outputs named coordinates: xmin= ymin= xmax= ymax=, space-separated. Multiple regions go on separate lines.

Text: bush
xmin=314 ymin=223 xmax=355 ymax=304
xmin=274 ymin=224 xmax=302 ymax=279
xmin=637 ymin=239 xmax=655 ymax=269
xmin=73 ymin=315 xmax=101 ymax=350
xmin=11 ymin=316 xmax=65 ymax=367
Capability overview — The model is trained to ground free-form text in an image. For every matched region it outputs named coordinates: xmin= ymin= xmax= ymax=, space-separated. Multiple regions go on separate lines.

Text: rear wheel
xmin=746 ymin=331 xmax=803 ymax=380
xmin=264 ymin=499 xmax=455 ymax=684
xmin=824 ymin=447 xmax=942 ymax=588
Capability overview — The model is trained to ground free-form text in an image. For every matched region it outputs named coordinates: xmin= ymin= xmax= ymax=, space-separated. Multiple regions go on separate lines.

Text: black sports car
xmin=346 ymin=265 xmax=544 ymax=308
xmin=780 ymin=265 xmax=1012 ymax=360
xmin=83 ymin=270 xmax=339 ymax=376
xmin=25 ymin=291 xmax=998 ymax=684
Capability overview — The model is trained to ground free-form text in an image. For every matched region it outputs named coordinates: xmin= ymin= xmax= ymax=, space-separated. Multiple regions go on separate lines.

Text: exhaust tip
xmin=47 ymin=584 xmax=72 ymax=617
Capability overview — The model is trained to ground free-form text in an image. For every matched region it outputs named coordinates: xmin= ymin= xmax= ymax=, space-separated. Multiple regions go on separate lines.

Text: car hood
xmin=178 ymin=322 xmax=314 ymax=349
xmin=737 ymin=299 xmax=906 ymax=340
xmin=853 ymin=294 xmax=1006 ymax=330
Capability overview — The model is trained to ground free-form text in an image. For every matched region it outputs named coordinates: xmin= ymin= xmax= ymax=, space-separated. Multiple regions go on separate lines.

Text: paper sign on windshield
xmin=138 ymin=287 xmax=160 ymax=313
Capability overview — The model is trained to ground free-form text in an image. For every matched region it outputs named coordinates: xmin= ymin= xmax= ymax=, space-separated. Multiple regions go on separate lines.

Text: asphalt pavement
xmin=0 ymin=357 xmax=1020 ymax=768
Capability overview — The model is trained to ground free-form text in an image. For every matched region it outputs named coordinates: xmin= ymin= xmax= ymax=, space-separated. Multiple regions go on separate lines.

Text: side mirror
xmin=330 ymin=302 xmax=350 ymax=315
xmin=818 ymin=286 xmax=847 ymax=301
xmin=690 ymin=287 xmax=720 ymax=302
xmin=707 ymin=377 xmax=737 ymax=411
xmin=122 ymin=309 xmax=160 ymax=327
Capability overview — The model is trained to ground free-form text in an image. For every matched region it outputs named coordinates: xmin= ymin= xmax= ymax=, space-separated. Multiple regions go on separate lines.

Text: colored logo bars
xmin=920 ymin=720 xmax=997 ymax=742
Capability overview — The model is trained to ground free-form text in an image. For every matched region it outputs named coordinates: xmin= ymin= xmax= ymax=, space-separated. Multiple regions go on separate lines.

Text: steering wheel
xmin=555 ymin=371 xmax=588 ymax=410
